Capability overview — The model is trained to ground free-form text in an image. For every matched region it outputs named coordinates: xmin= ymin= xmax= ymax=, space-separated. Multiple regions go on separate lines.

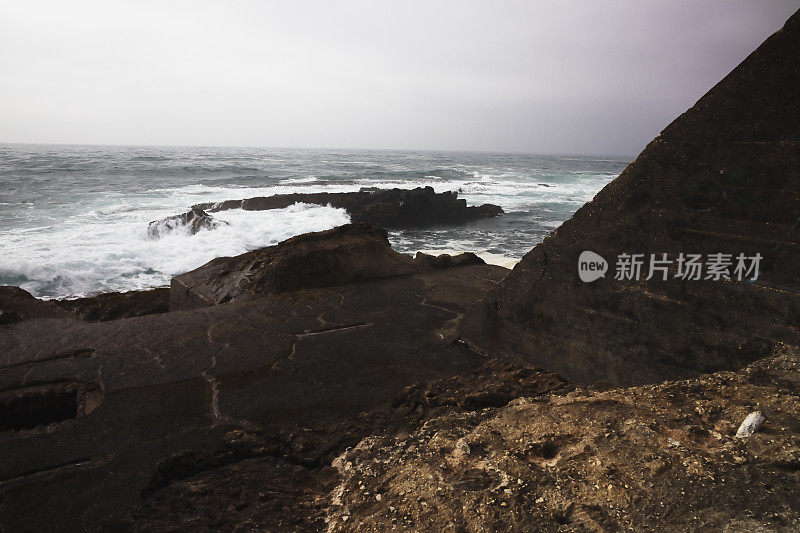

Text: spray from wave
xmin=0 ymin=203 xmax=350 ymax=298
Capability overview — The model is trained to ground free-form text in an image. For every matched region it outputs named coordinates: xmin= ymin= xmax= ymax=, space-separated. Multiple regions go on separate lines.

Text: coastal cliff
xmin=461 ymin=10 xmax=800 ymax=386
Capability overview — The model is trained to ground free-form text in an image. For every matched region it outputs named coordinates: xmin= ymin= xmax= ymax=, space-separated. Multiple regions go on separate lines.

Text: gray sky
xmin=1 ymin=1 xmax=797 ymax=155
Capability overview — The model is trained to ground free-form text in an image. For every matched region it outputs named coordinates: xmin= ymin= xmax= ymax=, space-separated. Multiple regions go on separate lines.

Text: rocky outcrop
xmin=324 ymin=345 xmax=800 ymax=532
xmin=0 ymin=257 xmax=507 ymax=530
xmin=413 ymin=251 xmax=485 ymax=269
xmin=54 ymin=288 xmax=170 ymax=322
xmin=170 ymin=223 xmax=486 ymax=310
xmin=102 ymin=360 xmax=572 ymax=531
xmin=147 ymin=207 xmax=227 ymax=239
xmin=101 ymin=346 xmax=800 ymax=531
xmin=193 ymin=186 xmax=503 ymax=228
xmin=461 ymin=10 xmax=800 ymax=386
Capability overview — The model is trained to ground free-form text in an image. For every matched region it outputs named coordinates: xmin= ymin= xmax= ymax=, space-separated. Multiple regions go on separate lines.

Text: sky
xmin=0 ymin=1 xmax=797 ymax=156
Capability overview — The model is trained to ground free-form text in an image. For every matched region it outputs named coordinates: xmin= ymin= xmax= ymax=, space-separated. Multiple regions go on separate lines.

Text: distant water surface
xmin=0 ymin=144 xmax=629 ymax=298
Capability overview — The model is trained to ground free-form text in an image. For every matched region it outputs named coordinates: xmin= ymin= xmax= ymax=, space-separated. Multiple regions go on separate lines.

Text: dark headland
xmin=1 ymin=9 xmax=800 ymax=531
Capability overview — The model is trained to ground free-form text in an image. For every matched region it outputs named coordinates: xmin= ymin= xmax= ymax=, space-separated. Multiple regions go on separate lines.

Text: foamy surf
xmin=0 ymin=144 xmax=627 ymax=298
xmin=0 ymin=203 xmax=350 ymax=298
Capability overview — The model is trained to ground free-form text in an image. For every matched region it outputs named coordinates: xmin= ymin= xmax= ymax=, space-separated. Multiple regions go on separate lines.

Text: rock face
xmin=147 ymin=207 xmax=227 ymax=239
xmin=54 ymin=288 xmax=170 ymax=322
xmin=170 ymin=223 xmax=486 ymax=310
xmin=0 ymin=257 xmax=507 ymax=530
xmin=193 ymin=186 xmax=503 ymax=228
xmin=461 ymin=10 xmax=800 ymax=386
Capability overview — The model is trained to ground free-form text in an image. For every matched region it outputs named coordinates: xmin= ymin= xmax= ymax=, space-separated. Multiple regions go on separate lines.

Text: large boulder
xmin=170 ymin=223 xmax=422 ymax=310
xmin=193 ymin=186 xmax=504 ymax=228
xmin=147 ymin=207 xmax=227 ymax=239
xmin=460 ymin=10 xmax=800 ymax=386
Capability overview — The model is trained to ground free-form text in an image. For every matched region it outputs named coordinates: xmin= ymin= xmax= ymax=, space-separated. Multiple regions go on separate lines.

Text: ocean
xmin=0 ymin=144 xmax=628 ymax=299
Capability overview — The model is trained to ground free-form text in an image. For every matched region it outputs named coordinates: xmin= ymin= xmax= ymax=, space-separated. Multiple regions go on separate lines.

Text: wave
xmin=279 ymin=176 xmax=319 ymax=184
xmin=0 ymin=203 xmax=350 ymax=298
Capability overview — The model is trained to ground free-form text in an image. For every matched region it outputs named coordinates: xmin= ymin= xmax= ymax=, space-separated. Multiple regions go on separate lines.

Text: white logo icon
xmin=578 ymin=251 xmax=608 ymax=282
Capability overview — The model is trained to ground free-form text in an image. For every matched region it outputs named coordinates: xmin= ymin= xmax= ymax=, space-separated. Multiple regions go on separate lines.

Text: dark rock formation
xmin=170 ymin=223 xmax=422 ymax=310
xmin=461 ymin=10 xmax=800 ymax=386
xmin=0 ymin=286 xmax=76 ymax=322
xmin=147 ymin=207 xmax=228 ymax=239
xmin=414 ymin=251 xmax=485 ymax=269
xmin=192 ymin=186 xmax=503 ymax=228
xmin=0 ymin=259 xmax=507 ymax=530
xmin=54 ymin=288 xmax=170 ymax=322
xmin=170 ymin=223 xmax=489 ymax=311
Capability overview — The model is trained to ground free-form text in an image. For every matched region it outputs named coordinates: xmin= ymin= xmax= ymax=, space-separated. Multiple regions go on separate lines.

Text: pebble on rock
xmin=735 ymin=411 xmax=766 ymax=438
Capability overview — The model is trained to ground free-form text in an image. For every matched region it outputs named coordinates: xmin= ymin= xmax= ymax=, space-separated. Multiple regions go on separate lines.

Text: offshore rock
xmin=193 ymin=186 xmax=503 ymax=228
xmin=461 ymin=10 xmax=800 ymax=386
xmin=413 ymin=251 xmax=485 ymax=269
xmin=147 ymin=207 xmax=227 ymax=239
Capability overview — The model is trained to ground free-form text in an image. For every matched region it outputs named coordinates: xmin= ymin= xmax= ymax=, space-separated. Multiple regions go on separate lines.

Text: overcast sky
xmin=0 ymin=1 xmax=797 ymax=155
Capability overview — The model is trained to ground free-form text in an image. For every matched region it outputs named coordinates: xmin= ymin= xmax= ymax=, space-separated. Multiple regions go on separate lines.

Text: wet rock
xmin=461 ymin=9 xmax=800 ymax=386
xmin=193 ymin=186 xmax=503 ymax=228
xmin=147 ymin=207 xmax=228 ymax=239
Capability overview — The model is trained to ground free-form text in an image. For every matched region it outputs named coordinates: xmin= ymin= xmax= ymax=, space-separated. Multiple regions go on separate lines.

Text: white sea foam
xmin=279 ymin=176 xmax=319 ymax=184
xmin=0 ymin=203 xmax=350 ymax=298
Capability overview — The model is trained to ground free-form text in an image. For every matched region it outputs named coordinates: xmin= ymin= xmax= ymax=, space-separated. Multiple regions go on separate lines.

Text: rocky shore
xmin=1 ymin=9 xmax=799 ymax=532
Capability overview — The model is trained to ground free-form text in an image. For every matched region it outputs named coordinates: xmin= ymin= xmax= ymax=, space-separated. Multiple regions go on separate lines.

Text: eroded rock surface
xmin=326 ymin=345 xmax=800 ymax=532
xmin=101 ymin=360 xmax=571 ymax=531
xmin=193 ymin=186 xmax=503 ymax=228
xmin=461 ymin=10 xmax=800 ymax=386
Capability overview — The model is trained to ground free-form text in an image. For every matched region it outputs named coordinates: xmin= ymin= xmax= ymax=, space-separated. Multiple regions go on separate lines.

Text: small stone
xmin=736 ymin=411 xmax=766 ymax=438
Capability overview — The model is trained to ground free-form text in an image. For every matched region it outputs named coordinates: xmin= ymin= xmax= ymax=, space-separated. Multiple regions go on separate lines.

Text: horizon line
xmin=0 ymin=140 xmax=637 ymax=161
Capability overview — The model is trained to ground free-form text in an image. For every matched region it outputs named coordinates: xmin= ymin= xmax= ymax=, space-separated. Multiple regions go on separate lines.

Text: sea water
xmin=0 ymin=144 xmax=628 ymax=298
